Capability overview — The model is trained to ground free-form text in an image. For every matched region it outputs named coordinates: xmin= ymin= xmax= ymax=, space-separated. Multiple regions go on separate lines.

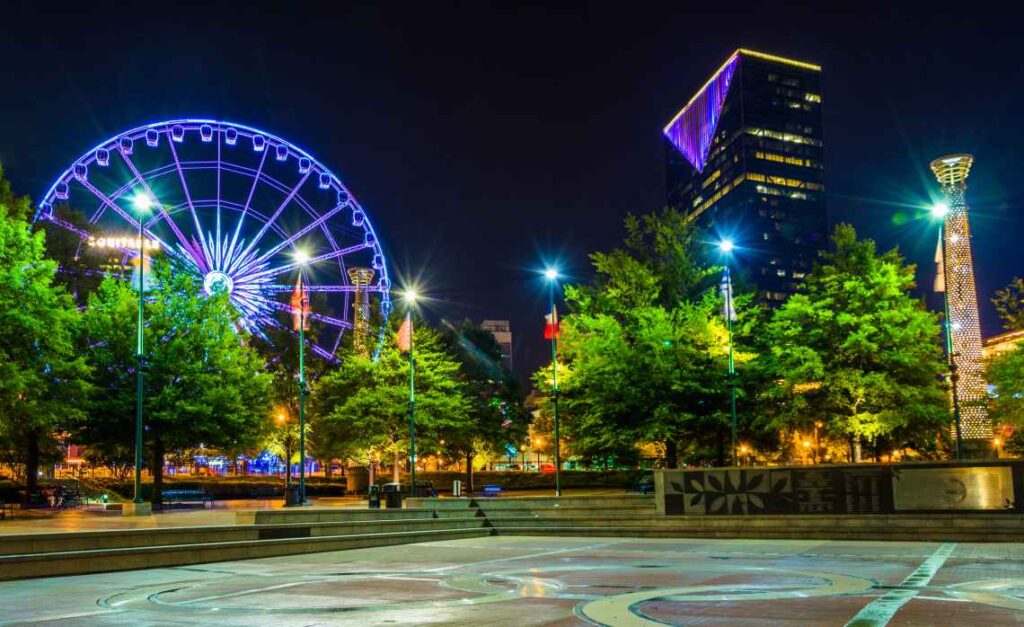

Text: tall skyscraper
xmin=931 ymin=154 xmax=991 ymax=443
xmin=664 ymin=49 xmax=827 ymax=302
xmin=481 ymin=319 xmax=513 ymax=371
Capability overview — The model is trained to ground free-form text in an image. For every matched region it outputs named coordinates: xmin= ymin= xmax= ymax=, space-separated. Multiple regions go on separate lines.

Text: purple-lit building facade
xmin=664 ymin=49 xmax=827 ymax=303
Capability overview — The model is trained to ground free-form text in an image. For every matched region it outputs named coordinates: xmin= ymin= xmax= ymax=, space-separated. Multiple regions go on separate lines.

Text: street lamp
xmin=994 ymin=437 xmax=1003 ymax=459
xmin=130 ymin=192 xmax=151 ymax=509
xmin=543 ymin=267 xmax=562 ymax=496
xmin=717 ymin=239 xmax=739 ymax=466
xmin=802 ymin=440 xmax=812 ymax=465
xmin=293 ymin=249 xmax=310 ymax=506
xmin=814 ymin=421 xmax=823 ymax=464
xmin=402 ymin=288 xmax=418 ymax=496
xmin=931 ymin=203 xmax=964 ymax=460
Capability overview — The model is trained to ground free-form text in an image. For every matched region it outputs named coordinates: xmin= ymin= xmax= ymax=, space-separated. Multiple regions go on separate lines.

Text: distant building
xmin=664 ymin=48 xmax=827 ymax=304
xmin=984 ymin=329 xmax=1024 ymax=361
xmin=481 ymin=319 xmax=513 ymax=371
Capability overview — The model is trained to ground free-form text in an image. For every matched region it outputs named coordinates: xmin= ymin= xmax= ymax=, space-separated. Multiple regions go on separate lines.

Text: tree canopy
xmin=993 ymin=277 xmax=1024 ymax=332
xmin=0 ymin=167 xmax=91 ymax=497
xmin=77 ymin=264 xmax=271 ymax=502
xmin=760 ymin=224 xmax=949 ymax=460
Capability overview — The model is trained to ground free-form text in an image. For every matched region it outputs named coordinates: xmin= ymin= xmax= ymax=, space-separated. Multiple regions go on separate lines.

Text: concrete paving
xmin=2 ymin=535 xmax=1023 ymax=625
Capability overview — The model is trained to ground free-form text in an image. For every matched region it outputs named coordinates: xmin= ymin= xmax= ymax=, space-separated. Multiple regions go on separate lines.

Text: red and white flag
xmin=290 ymin=275 xmax=310 ymax=331
xmin=396 ymin=312 xmax=413 ymax=352
xmin=933 ymin=231 xmax=946 ymax=293
xmin=544 ymin=306 xmax=560 ymax=340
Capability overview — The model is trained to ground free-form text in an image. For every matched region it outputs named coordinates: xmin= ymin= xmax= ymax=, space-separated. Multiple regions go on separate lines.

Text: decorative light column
xmin=348 ymin=267 xmax=375 ymax=358
xmin=930 ymin=154 xmax=991 ymax=450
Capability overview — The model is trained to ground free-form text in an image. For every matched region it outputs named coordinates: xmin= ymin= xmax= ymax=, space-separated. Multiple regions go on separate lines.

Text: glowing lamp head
xmin=931 ymin=202 xmax=949 ymax=219
xmin=132 ymin=192 xmax=152 ymax=212
xmin=544 ymin=268 xmax=559 ymax=281
xmin=403 ymin=288 xmax=419 ymax=304
xmin=718 ymin=239 xmax=735 ymax=253
xmin=293 ymin=249 xmax=310 ymax=265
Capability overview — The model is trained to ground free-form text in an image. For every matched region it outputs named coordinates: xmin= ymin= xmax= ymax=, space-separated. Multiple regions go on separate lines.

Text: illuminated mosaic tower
xmin=930 ymin=154 xmax=991 ymax=440
xmin=347 ymin=267 xmax=375 ymax=357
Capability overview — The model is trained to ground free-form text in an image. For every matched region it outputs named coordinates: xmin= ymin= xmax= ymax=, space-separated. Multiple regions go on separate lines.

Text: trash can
xmin=284 ymin=485 xmax=302 ymax=506
xmin=383 ymin=482 xmax=403 ymax=508
xmin=367 ymin=484 xmax=381 ymax=509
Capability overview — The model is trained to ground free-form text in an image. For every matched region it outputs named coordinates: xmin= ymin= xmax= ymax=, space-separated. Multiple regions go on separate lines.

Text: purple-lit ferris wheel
xmin=35 ymin=119 xmax=391 ymax=360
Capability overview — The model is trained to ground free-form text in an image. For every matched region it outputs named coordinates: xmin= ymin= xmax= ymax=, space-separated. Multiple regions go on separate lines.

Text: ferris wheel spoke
xmin=119 ymin=149 xmax=208 ymax=272
xmin=167 ymin=139 xmax=215 ymax=270
xmin=237 ymin=202 xmax=348 ymax=275
xmin=265 ymin=300 xmax=353 ymax=329
xmin=216 ymin=133 xmax=223 ymax=268
xmin=225 ymin=148 xmax=269 ymax=274
xmin=233 ymin=171 xmax=312 ymax=269
xmin=253 ymin=284 xmax=386 ymax=293
xmin=77 ymin=179 xmax=188 ymax=264
xmin=233 ymin=242 xmax=369 ymax=284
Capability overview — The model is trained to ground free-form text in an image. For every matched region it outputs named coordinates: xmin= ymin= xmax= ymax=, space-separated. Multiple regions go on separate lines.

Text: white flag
xmin=720 ymin=267 xmax=736 ymax=322
xmin=933 ymin=231 xmax=946 ymax=293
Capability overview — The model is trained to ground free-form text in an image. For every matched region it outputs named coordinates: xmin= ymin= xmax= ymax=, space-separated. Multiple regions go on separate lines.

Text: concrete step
xmin=0 ymin=516 xmax=487 ymax=556
xmin=235 ymin=507 xmax=474 ymax=525
xmin=490 ymin=525 xmax=1024 ymax=541
xmin=475 ymin=505 xmax=657 ymax=518
xmin=0 ymin=526 xmax=492 ymax=581
xmin=471 ymin=496 xmax=655 ymax=509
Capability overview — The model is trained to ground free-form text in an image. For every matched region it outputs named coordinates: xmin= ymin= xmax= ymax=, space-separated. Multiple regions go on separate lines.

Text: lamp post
xmin=802 ymin=440 xmax=812 ymax=465
xmin=534 ymin=436 xmax=543 ymax=471
xmin=293 ymin=249 xmax=310 ymax=505
xmin=402 ymin=289 xmax=418 ymax=496
xmin=130 ymin=193 xmax=151 ymax=508
xmin=932 ymin=202 xmax=964 ymax=460
xmin=718 ymin=239 xmax=739 ymax=466
xmin=544 ymin=268 xmax=562 ymax=497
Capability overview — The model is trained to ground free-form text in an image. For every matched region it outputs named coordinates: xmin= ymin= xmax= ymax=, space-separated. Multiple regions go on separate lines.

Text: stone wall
xmin=656 ymin=461 xmax=1022 ymax=515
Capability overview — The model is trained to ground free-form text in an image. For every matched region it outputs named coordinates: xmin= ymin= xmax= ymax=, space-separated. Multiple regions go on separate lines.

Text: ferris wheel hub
xmin=203 ymin=271 xmax=234 ymax=295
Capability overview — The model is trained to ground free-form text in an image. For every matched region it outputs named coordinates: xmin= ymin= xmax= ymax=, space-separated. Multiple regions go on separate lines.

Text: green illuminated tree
xmin=993 ymin=277 xmax=1024 ymax=332
xmin=532 ymin=209 xmax=760 ymax=468
xmin=312 ymin=316 xmax=472 ymax=483
xmin=0 ymin=167 xmax=91 ymax=498
xmin=78 ymin=265 xmax=271 ymax=503
xmin=761 ymin=224 xmax=948 ymax=460
xmin=440 ymin=319 xmax=529 ymax=490
xmin=987 ymin=342 xmax=1024 ymax=449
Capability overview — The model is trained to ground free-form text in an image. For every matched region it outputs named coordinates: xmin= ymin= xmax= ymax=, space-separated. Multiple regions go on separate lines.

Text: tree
xmin=993 ymin=277 xmax=1024 ymax=332
xmin=0 ymin=167 xmax=91 ymax=499
xmin=532 ymin=209 xmax=755 ymax=468
xmin=987 ymin=342 xmax=1024 ymax=454
xmin=440 ymin=319 xmax=529 ymax=490
xmin=313 ymin=316 xmax=473 ymax=483
xmin=78 ymin=264 xmax=271 ymax=504
xmin=761 ymin=224 xmax=949 ymax=460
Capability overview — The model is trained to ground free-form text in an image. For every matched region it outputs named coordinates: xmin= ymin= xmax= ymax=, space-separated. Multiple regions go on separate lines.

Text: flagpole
xmin=408 ymin=311 xmax=416 ymax=497
xmin=549 ymin=280 xmax=561 ymax=498
xmin=298 ymin=272 xmax=307 ymax=505
xmin=726 ymin=266 xmax=738 ymax=466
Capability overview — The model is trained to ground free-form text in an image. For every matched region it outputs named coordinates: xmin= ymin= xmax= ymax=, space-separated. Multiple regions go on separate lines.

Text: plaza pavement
xmin=2 ymin=534 xmax=1024 ymax=625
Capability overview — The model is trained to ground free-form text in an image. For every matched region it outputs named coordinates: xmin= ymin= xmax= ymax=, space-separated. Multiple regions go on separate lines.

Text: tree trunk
xmin=392 ymin=451 xmax=400 ymax=483
xmin=24 ymin=430 xmax=41 ymax=502
xmin=150 ymin=437 xmax=165 ymax=507
xmin=466 ymin=452 xmax=475 ymax=493
xmin=368 ymin=460 xmax=376 ymax=487
xmin=664 ymin=439 xmax=678 ymax=469
xmin=852 ymin=436 xmax=863 ymax=463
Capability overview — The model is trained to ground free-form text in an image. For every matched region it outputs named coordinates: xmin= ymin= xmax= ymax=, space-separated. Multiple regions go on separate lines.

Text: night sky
xmin=2 ymin=2 xmax=1022 ymax=380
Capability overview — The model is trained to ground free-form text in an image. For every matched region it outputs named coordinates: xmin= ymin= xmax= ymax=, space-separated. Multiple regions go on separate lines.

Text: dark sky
xmin=2 ymin=1 xmax=1022 ymax=379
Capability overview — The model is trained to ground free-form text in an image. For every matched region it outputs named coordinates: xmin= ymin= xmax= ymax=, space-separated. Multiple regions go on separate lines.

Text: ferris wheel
xmin=35 ymin=119 xmax=391 ymax=360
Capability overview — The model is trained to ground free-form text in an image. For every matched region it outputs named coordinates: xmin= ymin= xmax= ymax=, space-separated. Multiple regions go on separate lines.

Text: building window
xmin=805 ymin=93 xmax=821 ymax=103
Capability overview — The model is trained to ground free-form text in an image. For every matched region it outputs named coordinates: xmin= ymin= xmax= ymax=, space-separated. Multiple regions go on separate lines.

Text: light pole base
xmin=121 ymin=502 xmax=152 ymax=517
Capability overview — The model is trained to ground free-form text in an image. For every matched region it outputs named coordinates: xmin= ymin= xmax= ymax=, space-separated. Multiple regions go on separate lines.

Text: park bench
xmin=161 ymin=489 xmax=214 ymax=508
xmin=480 ymin=484 xmax=503 ymax=498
